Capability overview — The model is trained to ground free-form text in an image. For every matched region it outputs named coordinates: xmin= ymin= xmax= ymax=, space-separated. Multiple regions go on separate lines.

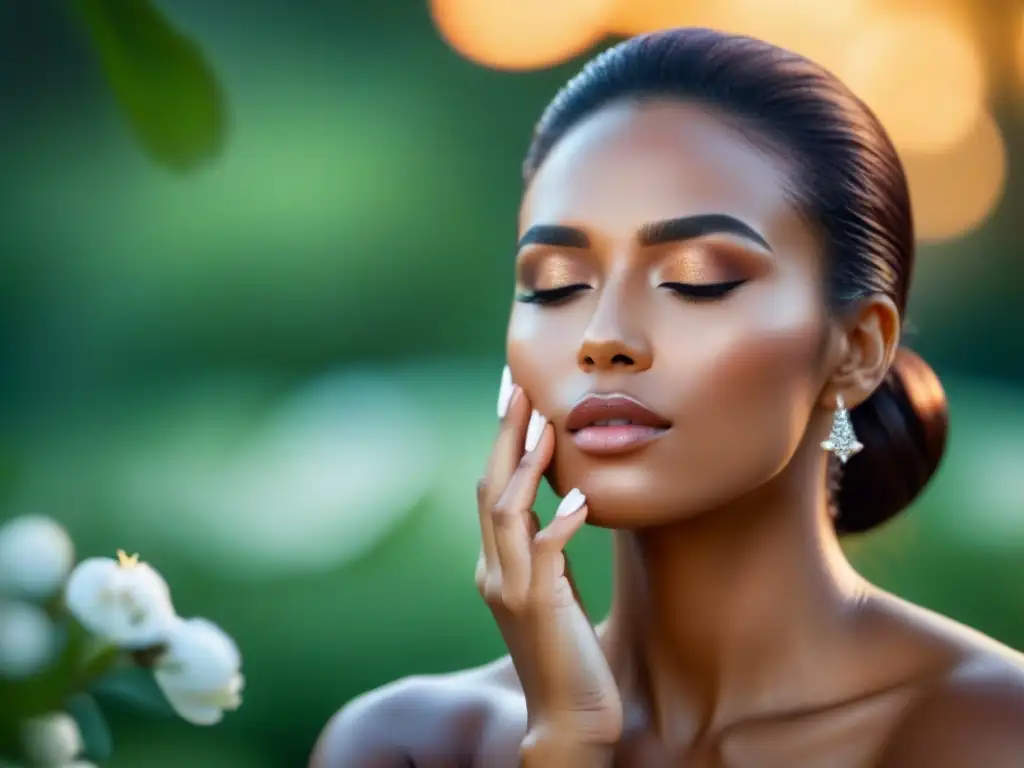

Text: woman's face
xmin=507 ymin=99 xmax=834 ymax=528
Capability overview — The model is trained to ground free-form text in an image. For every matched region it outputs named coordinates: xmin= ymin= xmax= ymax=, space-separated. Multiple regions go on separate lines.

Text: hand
xmin=474 ymin=368 xmax=622 ymax=746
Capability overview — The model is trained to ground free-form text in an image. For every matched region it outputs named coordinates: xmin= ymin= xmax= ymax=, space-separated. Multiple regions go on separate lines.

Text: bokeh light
xmin=901 ymin=111 xmax=1007 ymax=243
xmin=606 ymin=0 xmax=694 ymax=36
xmin=1019 ymin=10 xmax=1024 ymax=88
xmin=0 ymin=601 xmax=56 ymax=680
xmin=841 ymin=11 xmax=986 ymax=153
xmin=935 ymin=382 xmax=1024 ymax=552
xmin=110 ymin=371 xmax=439 ymax=580
xmin=429 ymin=0 xmax=616 ymax=71
xmin=699 ymin=0 xmax=867 ymax=77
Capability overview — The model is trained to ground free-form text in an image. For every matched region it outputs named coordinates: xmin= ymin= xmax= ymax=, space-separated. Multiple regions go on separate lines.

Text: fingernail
xmin=556 ymin=488 xmax=586 ymax=517
xmin=497 ymin=365 xmax=514 ymax=420
xmin=524 ymin=410 xmax=547 ymax=452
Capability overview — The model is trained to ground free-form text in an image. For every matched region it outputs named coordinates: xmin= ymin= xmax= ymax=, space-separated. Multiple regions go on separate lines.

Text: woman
xmin=312 ymin=28 xmax=1024 ymax=766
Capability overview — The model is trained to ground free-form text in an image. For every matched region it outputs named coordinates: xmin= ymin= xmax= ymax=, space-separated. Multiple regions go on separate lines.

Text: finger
xmin=475 ymin=477 xmax=499 ymax=578
xmin=562 ymin=549 xmax=588 ymax=619
xmin=533 ymin=499 xmax=584 ymax=608
xmin=482 ymin=383 xmax=530 ymax=511
xmin=477 ymin=383 xmax=528 ymax=577
xmin=529 ymin=492 xmax=599 ymax=714
xmin=530 ymin=488 xmax=588 ymax=609
xmin=527 ymin=510 xmax=541 ymax=539
xmin=492 ymin=423 xmax=555 ymax=610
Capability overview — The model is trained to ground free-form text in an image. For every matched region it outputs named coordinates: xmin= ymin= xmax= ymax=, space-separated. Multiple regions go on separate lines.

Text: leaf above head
xmin=66 ymin=693 xmax=113 ymax=762
xmin=90 ymin=666 xmax=176 ymax=719
xmin=70 ymin=0 xmax=229 ymax=172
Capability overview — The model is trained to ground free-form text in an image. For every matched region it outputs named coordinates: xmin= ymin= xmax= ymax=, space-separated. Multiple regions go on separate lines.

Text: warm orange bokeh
xmin=903 ymin=111 xmax=1006 ymax=243
xmin=430 ymin=0 xmax=616 ymax=71
xmin=606 ymin=0 xmax=694 ymax=36
xmin=703 ymin=0 xmax=866 ymax=77
xmin=606 ymin=0 xmax=869 ymax=76
xmin=428 ymin=0 xmax=1004 ymax=247
xmin=1018 ymin=9 xmax=1024 ymax=86
xmin=842 ymin=12 xmax=986 ymax=153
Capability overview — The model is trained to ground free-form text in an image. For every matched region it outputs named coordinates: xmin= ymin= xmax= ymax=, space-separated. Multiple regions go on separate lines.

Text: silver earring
xmin=821 ymin=394 xmax=863 ymax=464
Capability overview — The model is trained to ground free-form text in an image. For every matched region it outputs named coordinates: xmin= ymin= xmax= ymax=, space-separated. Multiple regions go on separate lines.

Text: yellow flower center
xmin=116 ymin=549 xmax=140 ymax=569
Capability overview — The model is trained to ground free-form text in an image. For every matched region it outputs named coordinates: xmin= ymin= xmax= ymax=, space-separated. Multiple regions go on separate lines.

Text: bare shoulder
xmin=873 ymin=594 xmax=1024 ymax=766
xmin=309 ymin=657 xmax=526 ymax=768
xmin=878 ymin=652 xmax=1024 ymax=766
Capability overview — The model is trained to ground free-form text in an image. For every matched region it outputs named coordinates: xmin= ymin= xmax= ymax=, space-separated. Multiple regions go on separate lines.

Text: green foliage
xmin=67 ymin=693 xmax=114 ymax=762
xmin=92 ymin=668 xmax=176 ymax=720
xmin=71 ymin=0 xmax=228 ymax=171
xmin=74 ymin=641 xmax=124 ymax=693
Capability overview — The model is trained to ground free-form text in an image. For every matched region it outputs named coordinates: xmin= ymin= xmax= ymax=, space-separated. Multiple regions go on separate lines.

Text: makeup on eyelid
xmin=516 ymin=254 xmax=591 ymax=293
xmin=518 ymin=250 xmax=746 ymax=295
xmin=532 ymin=255 xmax=584 ymax=290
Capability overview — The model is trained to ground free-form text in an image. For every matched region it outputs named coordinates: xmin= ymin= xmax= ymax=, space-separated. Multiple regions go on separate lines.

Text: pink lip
xmin=571 ymin=424 xmax=668 ymax=455
xmin=565 ymin=393 xmax=672 ymax=456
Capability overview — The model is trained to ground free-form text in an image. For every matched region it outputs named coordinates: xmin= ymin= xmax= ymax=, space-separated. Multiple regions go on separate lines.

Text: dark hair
xmin=523 ymin=28 xmax=949 ymax=534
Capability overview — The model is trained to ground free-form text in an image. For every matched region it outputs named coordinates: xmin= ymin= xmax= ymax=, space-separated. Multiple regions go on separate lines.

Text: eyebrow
xmin=517 ymin=224 xmax=590 ymax=251
xmin=639 ymin=214 xmax=772 ymax=252
xmin=517 ymin=213 xmax=772 ymax=253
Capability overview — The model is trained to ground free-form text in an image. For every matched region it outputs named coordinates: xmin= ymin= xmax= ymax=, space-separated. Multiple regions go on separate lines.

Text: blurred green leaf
xmin=71 ymin=0 xmax=228 ymax=171
xmin=67 ymin=693 xmax=113 ymax=762
xmin=91 ymin=667 xmax=175 ymax=719
xmin=74 ymin=640 xmax=124 ymax=691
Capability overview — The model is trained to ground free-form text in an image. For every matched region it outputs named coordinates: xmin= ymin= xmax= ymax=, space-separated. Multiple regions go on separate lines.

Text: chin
xmin=547 ymin=463 xmax=701 ymax=529
xmin=549 ymin=457 xmax=778 ymax=530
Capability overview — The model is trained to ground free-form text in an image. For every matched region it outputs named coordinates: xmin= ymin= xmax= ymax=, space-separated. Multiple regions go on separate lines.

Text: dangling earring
xmin=821 ymin=394 xmax=863 ymax=464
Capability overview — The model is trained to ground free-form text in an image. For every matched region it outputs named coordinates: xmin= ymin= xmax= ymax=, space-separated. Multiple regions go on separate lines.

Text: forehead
xmin=520 ymin=100 xmax=804 ymax=239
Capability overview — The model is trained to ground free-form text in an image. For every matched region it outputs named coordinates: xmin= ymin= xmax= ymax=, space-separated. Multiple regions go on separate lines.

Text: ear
xmin=823 ymin=295 xmax=901 ymax=409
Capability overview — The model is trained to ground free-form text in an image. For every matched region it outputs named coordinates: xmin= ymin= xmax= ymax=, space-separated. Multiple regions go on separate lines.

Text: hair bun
xmin=835 ymin=347 xmax=949 ymax=534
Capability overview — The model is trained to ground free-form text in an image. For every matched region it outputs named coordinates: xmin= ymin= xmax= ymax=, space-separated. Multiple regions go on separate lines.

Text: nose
xmin=576 ymin=287 xmax=653 ymax=373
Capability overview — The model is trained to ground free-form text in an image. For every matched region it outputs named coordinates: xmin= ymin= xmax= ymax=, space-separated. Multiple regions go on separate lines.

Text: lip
xmin=566 ymin=393 xmax=672 ymax=456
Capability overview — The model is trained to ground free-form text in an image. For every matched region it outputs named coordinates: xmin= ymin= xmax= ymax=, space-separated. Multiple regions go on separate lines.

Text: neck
xmin=601 ymin=441 xmax=867 ymax=732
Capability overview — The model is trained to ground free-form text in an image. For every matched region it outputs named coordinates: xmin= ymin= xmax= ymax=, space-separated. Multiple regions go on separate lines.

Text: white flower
xmin=0 ymin=515 xmax=75 ymax=601
xmin=0 ymin=601 xmax=57 ymax=679
xmin=154 ymin=617 xmax=244 ymax=725
xmin=64 ymin=550 xmax=176 ymax=648
xmin=21 ymin=712 xmax=83 ymax=766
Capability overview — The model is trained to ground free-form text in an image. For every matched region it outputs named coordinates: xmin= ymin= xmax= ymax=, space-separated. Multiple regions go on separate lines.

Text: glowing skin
xmin=510 ymin=101 xmax=831 ymax=528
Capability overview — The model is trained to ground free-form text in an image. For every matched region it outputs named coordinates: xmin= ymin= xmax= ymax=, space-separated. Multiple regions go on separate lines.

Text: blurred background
xmin=2 ymin=0 xmax=1024 ymax=764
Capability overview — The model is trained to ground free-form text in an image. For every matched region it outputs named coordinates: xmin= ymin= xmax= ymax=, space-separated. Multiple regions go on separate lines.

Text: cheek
xmin=505 ymin=306 xmax=585 ymax=416
xmin=675 ymin=290 xmax=827 ymax=460
xmin=682 ymin=298 xmax=824 ymax=399
xmin=653 ymin=289 xmax=827 ymax=504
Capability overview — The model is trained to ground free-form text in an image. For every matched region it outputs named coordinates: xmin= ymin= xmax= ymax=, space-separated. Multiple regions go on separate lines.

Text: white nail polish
xmin=524 ymin=410 xmax=547 ymax=452
xmin=556 ymin=488 xmax=586 ymax=517
xmin=497 ymin=365 xmax=514 ymax=419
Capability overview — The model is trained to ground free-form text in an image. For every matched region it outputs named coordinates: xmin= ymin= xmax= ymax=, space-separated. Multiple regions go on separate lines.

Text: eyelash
xmin=515 ymin=284 xmax=590 ymax=304
xmin=661 ymin=280 xmax=746 ymax=300
xmin=515 ymin=280 xmax=747 ymax=305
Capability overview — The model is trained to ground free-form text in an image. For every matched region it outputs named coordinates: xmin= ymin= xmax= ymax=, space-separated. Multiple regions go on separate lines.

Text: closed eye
xmin=515 ymin=284 xmax=591 ymax=305
xmin=660 ymin=280 xmax=746 ymax=301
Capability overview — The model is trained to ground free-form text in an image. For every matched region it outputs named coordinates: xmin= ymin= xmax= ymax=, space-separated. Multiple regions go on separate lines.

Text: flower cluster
xmin=0 ymin=515 xmax=243 ymax=766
